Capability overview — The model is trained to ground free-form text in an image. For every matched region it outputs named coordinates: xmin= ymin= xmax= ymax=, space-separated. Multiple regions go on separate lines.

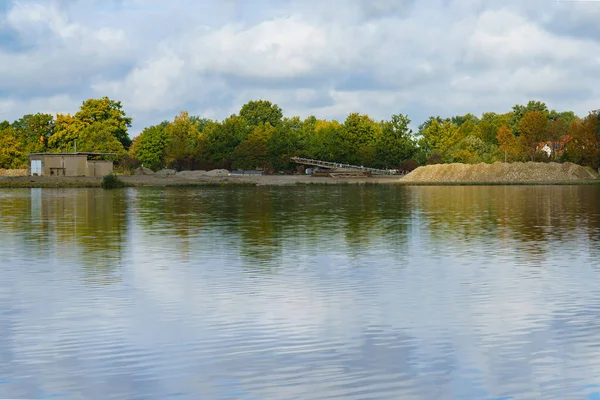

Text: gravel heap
xmin=177 ymin=170 xmax=207 ymax=178
xmin=133 ymin=167 xmax=155 ymax=175
xmin=205 ymin=169 xmax=230 ymax=177
xmin=402 ymin=162 xmax=598 ymax=183
xmin=155 ymin=169 xmax=177 ymax=176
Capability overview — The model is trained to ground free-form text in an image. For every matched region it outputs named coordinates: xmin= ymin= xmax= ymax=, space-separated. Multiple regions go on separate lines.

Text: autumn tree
xmin=0 ymin=126 xmax=27 ymax=168
xmin=518 ymin=111 xmax=548 ymax=161
xmin=567 ymin=111 xmax=600 ymax=168
xmin=165 ymin=111 xmax=202 ymax=170
xmin=497 ymin=125 xmax=520 ymax=162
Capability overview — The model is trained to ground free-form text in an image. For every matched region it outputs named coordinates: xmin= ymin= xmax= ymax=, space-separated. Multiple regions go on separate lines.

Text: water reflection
xmin=1 ymin=186 xmax=600 ymax=399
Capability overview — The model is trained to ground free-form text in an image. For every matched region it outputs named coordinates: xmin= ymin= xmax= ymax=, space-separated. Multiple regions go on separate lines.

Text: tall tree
xmin=232 ymin=123 xmax=275 ymax=170
xmin=165 ymin=111 xmax=201 ymax=170
xmin=129 ymin=122 xmax=170 ymax=170
xmin=376 ymin=113 xmax=417 ymax=168
xmin=74 ymin=97 xmax=132 ymax=148
xmin=518 ymin=111 xmax=548 ymax=160
xmin=239 ymin=100 xmax=283 ymax=128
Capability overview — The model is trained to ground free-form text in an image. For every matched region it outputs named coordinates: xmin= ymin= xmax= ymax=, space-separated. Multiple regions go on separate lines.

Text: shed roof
xmin=28 ymin=152 xmax=116 ymax=157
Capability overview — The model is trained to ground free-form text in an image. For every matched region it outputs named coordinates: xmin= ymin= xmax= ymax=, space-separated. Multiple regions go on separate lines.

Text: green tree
xmin=74 ymin=97 xmax=132 ymax=148
xmin=376 ymin=113 xmax=417 ymax=168
xmin=130 ymin=122 xmax=170 ymax=171
xmin=204 ymin=115 xmax=250 ymax=168
xmin=341 ymin=113 xmax=380 ymax=165
xmin=12 ymin=113 xmax=54 ymax=153
xmin=418 ymin=119 xmax=459 ymax=160
xmin=511 ymin=100 xmax=549 ymax=131
xmin=239 ymin=100 xmax=283 ymax=128
xmin=268 ymin=117 xmax=302 ymax=171
xmin=232 ymin=123 xmax=275 ymax=170
xmin=77 ymin=122 xmax=127 ymax=158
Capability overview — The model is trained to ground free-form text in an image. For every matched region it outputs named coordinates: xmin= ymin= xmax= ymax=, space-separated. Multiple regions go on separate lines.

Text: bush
xmin=101 ymin=173 xmax=125 ymax=189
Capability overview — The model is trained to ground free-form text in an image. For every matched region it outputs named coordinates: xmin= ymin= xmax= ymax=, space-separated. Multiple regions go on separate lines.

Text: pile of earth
xmin=0 ymin=169 xmax=28 ymax=177
xmin=155 ymin=169 xmax=177 ymax=176
xmin=133 ymin=167 xmax=155 ymax=175
xmin=402 ymin=162 xmax=598 ymax=183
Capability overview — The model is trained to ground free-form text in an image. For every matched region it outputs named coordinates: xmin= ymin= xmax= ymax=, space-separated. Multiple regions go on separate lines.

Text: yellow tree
xmin=0 ymin=127 xmax=27 ymax=168
xmin=165 ymin=111 xmax=201 ymax=170
xmin=497 ymin=125 xmax=520 ymax=162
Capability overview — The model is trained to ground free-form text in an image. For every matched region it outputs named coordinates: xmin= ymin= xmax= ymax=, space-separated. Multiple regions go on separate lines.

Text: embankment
xmin=402 ymin=162 xmax=598 ymax=184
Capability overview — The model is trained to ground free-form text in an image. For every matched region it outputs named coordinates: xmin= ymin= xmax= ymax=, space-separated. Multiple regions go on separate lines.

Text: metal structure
xmin=290 ymin=157 xmax=398 ymax=175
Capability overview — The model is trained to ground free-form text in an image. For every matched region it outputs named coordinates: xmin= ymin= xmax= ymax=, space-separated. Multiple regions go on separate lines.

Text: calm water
xmin=1 ymin=186 xmax=600 ymax=399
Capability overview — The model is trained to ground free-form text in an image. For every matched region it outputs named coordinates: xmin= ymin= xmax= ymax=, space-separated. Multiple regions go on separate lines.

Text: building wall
xmin=29 ymin=155 xmax=88 ymax=176
xmin=86 ymin=160 xmax=113 ymax=177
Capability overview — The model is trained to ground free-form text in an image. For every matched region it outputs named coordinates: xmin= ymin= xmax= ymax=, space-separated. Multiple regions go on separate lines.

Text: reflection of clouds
xmin=2 ymin=187 xmax=600 ymax=398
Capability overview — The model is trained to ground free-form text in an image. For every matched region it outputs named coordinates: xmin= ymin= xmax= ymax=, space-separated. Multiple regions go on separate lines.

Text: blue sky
xmin=1 ymin=0 xmax=599 ymax=135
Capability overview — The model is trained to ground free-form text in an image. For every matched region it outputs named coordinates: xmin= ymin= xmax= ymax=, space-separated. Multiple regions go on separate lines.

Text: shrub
xmin=101 ymin=173 xmax=125 ymax=189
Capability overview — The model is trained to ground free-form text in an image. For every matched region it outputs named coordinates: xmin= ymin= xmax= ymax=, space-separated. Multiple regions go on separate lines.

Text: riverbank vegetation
xmin=1 ymin=98 xmax=599 ymax=172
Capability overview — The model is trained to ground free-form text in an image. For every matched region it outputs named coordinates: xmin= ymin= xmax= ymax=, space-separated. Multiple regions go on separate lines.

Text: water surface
xmin=1 ymin=186 xmax=600 ymax=399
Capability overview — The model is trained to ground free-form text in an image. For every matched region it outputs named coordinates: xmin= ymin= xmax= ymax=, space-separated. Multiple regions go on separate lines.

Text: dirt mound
xmin=0 ymin=169 xmax=28 ymax=177
xmin=177 ymin=170 xmax=207 ymax=178
xmin=155 ymin=169 xmax=177 ymax=176
xmin=134 ymin=167 xmax=155 ymax=175
xmin=402 ymin=162 xmax=598 ymax=183
xmin=206 ymin=169 xmax=230 ymax=177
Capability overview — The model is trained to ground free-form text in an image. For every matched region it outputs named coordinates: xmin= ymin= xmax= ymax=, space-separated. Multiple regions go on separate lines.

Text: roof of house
xmin=28 ymin=152 xmax=116 ymax=156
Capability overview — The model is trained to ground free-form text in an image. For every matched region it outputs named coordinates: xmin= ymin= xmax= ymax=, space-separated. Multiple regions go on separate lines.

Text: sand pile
xmin=205 ymin=169 xmax=230 ymax=177
xmin=134 ymin=167 xmax=155 ymax=175
xmin=0 ymin=169 xmax=28 ymax=177
xmin=177 ymin=170 xmax=207 ymax=178
xmin=155 ymin=169 xmax=177 ymax=176
xmin=402 ymin=162 xmax=598 ymax=183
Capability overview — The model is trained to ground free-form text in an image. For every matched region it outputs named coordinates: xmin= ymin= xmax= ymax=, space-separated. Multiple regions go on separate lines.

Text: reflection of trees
xmin=133 ymin=186 xmax=414 ymax=271
xmin=413 ymin=186 xmax=600 ymax=259
xmin=40 ymin=189 xmax=127 ymax=282
xmin=1 ymin=188 xmax=128 ymax=283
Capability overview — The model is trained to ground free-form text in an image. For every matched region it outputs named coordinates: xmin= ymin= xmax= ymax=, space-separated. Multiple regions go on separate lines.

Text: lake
xmin=1 ymin=186 xmax=600 ymax=399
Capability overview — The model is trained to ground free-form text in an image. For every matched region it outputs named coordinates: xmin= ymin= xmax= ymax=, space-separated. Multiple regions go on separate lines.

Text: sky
xmin=0 ymin=0 xmax=599 ymax=135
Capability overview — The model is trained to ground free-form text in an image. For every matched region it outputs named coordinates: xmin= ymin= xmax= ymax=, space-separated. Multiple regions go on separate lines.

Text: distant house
xmin=536 ymin=135 xmax=571 ymax=159
xmin=28 ymin=153 xmax=114 ymax=177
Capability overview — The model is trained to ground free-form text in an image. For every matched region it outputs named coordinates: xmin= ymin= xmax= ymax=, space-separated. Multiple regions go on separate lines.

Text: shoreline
xmin=0 ymin=174 xmax=598 ymax=188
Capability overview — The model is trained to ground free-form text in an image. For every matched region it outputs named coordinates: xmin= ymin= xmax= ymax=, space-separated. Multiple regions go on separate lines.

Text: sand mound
xmin=402 ymin=162 xmax=597 ymax=183
xmin=206 ymin=169 xmax=230 ymax=177
xmin=0 ymin=169 xmax=28 ymax=177
xmin=155 ymin=169 xmax=177 ymax=176
xmin=177 ymin=170 xmax=207 ymax=178
xmin=134 ymin=167 xmax=155 ymax=175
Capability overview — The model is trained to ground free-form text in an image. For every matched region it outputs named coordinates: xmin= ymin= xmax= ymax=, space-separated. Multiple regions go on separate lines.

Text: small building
xmin=28 ymin=153 xmax=115 ymax=177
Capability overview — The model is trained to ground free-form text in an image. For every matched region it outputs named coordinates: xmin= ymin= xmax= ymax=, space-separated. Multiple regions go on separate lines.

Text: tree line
xmin=1 ymin=97 xmax=599 ymax=172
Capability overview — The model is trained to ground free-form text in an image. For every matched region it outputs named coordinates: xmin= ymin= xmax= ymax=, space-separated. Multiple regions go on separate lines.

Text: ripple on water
xmin=1 ymin=186 xmax=600 ymax=399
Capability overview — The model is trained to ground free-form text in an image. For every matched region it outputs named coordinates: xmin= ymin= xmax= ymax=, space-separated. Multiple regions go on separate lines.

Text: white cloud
xmin=1 ymin=0 xmax=599 ymax=133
